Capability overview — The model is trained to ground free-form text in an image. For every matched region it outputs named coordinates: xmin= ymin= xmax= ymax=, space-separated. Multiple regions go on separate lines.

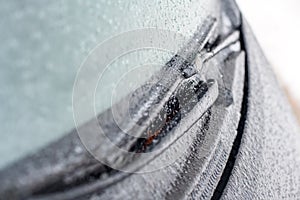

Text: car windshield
xmin=0 ymin=0 xmax=217 ymax=168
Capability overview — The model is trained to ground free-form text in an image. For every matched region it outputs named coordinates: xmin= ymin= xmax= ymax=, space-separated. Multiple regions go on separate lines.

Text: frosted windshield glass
xmin=0 ymin=0 xmax=218 ymax=168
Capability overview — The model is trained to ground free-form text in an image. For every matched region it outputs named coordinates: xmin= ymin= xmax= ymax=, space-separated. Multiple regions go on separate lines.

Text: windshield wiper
xmin=0 ymin=9 xmax=243 ymax=200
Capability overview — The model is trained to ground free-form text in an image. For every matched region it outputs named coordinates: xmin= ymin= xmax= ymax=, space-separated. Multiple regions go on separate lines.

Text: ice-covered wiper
xmin=0 ymin=14 xmax=243 ymax=200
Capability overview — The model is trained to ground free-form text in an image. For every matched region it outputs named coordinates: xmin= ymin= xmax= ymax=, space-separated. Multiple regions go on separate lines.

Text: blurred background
xmin=236 ymin=0 xmax=300 ymax=120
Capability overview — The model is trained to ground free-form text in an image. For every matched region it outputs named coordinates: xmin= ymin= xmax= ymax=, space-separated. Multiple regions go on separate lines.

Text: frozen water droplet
xmin=74 ymin=146 xmax=83 ymax=154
